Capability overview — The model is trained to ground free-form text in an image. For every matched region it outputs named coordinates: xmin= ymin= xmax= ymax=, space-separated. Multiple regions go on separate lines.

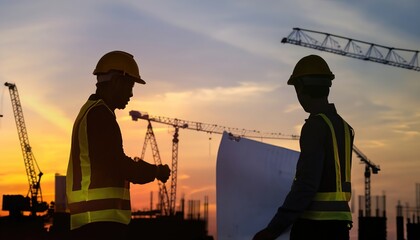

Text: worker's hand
xmin=156 ymin=164 xmax=170 ymax=183
xmin=252 ymin=228 xmax=277 ymax=240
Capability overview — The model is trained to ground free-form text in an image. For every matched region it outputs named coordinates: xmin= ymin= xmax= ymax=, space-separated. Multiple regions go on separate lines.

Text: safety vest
xmin=300 ymin=113 xmax=352 ymax=221
xmin=66 ymin=99 xmax=131 ymax=230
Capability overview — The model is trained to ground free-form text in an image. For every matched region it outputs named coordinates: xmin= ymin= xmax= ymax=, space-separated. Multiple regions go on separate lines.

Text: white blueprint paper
xmin=216 ymin=132 xmax=299 ymax=240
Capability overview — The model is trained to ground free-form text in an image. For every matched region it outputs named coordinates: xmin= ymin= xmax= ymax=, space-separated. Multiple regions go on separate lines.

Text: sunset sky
xmin=1 ymin=1 xmax=420 ymax=239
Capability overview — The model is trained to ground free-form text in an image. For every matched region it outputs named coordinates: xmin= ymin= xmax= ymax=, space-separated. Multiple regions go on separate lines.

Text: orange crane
xmin=2 ymin=82 xmax=48 ymax=216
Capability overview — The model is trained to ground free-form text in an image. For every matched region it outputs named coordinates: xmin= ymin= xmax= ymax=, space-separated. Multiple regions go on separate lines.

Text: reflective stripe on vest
xmin=300 ymin=114 xmax=352 ymax=221
xmin=66 ymin=99 xmax=131 ymax=230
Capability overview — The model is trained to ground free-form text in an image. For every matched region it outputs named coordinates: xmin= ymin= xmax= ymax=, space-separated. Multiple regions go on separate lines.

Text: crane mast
xmin=170 ymin=125 xmax=180 ymax=215
xmin=4 ymin=82 xmax=47 ymax=215
xmin=131 ymin=111 xmax=190 ymax=216
xmin=282 ymin=27 xmax=420 ymax=72
xmin=138 ymin=120 xmax=171 ymax=215
xmin=353 ymin=145 xmax=381 ymax=217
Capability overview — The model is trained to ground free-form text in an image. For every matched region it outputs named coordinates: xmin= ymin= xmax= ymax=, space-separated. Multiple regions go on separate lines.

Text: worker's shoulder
xmin=302 ymin=115 xmax=328 ymax=135
xmin=87 ymin=101 xmax=114 ymax=120
xmin=307 ymin=113 xmax=354 ymax=135
xmin=305 ymin=114 xmax=329 ymax=126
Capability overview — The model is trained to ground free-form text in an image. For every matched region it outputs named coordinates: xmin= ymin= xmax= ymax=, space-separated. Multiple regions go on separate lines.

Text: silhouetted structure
xmin=128 ymin=217 xmax=211 ymax=240
xmin=282 ymin=27 xmax=420 ymax=72
xmin=1 ymin=175 xmax=213 ymax=240
xmin=407 ymin=219 xmax=420 ymax=240
xmin=3 ymin=83 xmax=48 ymax=216
xmin=0 ymin=215 xmax=47 ymax=240
xmin=396 ymin=202 xmax=420 ymax=240
xmin=358 ymin=194 xmax=387 ymax=240
xmin=396 ymin=183 xmax=420 ymax=240
xmin=396 ymin=202 xmax=404 ymax=240
xmin=1 ymin=201 xmax=212 ymax=240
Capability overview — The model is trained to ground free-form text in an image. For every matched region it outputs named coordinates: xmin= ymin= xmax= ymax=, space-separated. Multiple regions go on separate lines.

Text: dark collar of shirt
xmin=307 ymin=103 xmax=337 ymax=120
xmin=88 ymin=93 xmax=101 ymax=101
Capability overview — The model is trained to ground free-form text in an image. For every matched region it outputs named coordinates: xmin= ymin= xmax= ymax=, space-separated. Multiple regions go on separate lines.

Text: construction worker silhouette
xmin=253 ymin=55 xmax=354 ymax=240
xmin=66 ymin=51 xmax=170 ymax=240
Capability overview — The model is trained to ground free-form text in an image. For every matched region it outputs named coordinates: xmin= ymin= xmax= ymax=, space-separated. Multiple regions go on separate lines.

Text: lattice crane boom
xmin=4 ymin=82 xmax=47 ymax=215
xmin=282 ymin=27 xmax=420 ymax=72
xmin=129 ymin=110 xmax=299 ymax=140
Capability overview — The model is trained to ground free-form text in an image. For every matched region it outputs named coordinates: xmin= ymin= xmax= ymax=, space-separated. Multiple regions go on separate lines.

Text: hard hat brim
xmin=135 ymin=78 xmax=146 ymax=84
xmin=124 ymin=74 xmax=146 ymax=84
xmin=96 ymin=72 xmax=146 ymax=84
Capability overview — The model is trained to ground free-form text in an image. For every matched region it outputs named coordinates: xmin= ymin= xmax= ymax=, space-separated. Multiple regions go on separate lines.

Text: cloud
xmin=390 ymin=112 xmax=420 ymax=139
xmin=167 ymin=82 xmax=277 ymax=102
xmin=284 ymin=103 xmax=301 ymax=113
xmin=184 ymin=185 xmax=216 ymax=197
xmin=21 ymin=94 xmax=73 ymax=133
xmin=356 ymin=140 xmax=387 ymax=149
xmin=177 ymin=174 xmax=190 ymax=180
xmin=131 ymin=82 xmax=279 ymax=115
xmin=339 ymin=0 xmax=420 ymax=43
xmin=393 ymin=129 xmax=420 ymax=138
xmin=125 ymin=1 xmax=297 ymax=63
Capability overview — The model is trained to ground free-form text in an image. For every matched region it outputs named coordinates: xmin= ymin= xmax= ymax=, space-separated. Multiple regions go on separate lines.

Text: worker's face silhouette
xmin=294 ymin=85 xmax=311 ymax=113
xmin=112 ymin=77 xmax=135 ymax=110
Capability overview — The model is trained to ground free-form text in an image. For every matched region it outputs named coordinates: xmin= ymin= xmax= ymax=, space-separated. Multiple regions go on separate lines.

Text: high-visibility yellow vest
xmin=66 ymin=99 xmax=131 ymax=230
xmin=300 ymin=113 xmax=352 ymax=221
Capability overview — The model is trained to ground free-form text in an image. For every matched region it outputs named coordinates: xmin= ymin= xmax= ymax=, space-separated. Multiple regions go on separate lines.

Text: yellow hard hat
xmin=93 ymin=50 xmax=146 ymax=84
xmin=287 ymin=55 xmax=334 ymax=86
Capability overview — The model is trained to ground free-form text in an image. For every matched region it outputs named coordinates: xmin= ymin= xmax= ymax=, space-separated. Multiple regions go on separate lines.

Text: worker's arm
xmin=87 ymin=104 xmax=168 ymax=186
xmin=122 ymin=156 xmax=159 ymax=184
xmin=254 ymin=116 xmax=327 ymax=239
xmin=123 ymin=156 xmax=170 ymax=184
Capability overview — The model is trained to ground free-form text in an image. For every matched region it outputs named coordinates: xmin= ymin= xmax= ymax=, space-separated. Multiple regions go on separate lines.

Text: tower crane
xmin=129 ymin=110 xmax=379 ymax=217
xmin=2 ymin=82 xmax=48 ymax=216
xmin=353 ymin=145 xmax=381 ymax=217
xmin=129 ymin=110 xmax=299 ymax=216
xmin=282 ymin=27 xmax=420 ymax=72
xmin=135 ymin=118 xmax=174 ymax=216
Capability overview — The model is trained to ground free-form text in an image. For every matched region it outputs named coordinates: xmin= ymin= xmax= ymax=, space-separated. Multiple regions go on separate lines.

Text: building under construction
xmin=396 ymin=183 xmax=420 ymax=240
xmin=356 ymin=183 xmax=420 ymax=240
xmin=358 ymin=194 xmax=387 ymax=240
